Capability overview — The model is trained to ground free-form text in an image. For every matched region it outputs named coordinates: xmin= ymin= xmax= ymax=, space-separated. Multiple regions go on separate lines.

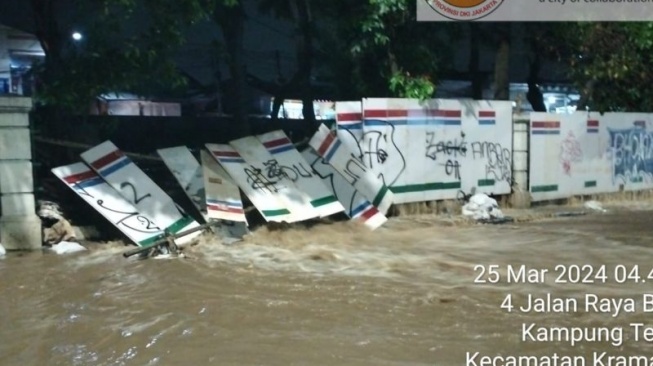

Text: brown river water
xmin=1 ymin=203 xmax=653 ymax=366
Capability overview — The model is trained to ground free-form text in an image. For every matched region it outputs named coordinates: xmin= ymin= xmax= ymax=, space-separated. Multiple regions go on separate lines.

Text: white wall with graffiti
xmin=52 ymin=97 xmax=515 ymax=247
xmin=529 ymin=112 xmax=653 ymax=201
xmin=54 ymin=98 xmax=653 ymax=248
xmin=336 ymin=98 xmax=514 ymax=204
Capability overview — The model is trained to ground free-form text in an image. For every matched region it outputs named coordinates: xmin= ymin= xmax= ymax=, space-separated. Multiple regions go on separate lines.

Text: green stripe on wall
xmin=139 ymin=234 xmax=164 ymax=247
xmin=137 ymin=215 xmax=197 ymax=246
xmin=372 ymin=185 xmax=389 ymax=207
xmin=478 ymin=179 xmax=495 ymax=187
xmin=262 ymin=208 xmax=291 ymax=217
xmin=584 ymin=180 xmax=597 ymax=188
xmin=390 ymin=182 xmax=461 ymax=194
xmin=165 ymin=215 xmax=196 ymax=234
xmin=311 ymin=195 xmax=338 ymax=207
xmin=531 ymin=184 xmax=558 ymax=193
xmin=631 ymin=176 xmax=644 ymax=183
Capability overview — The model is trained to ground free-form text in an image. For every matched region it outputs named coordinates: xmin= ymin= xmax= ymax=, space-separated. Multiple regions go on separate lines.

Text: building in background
xmin=267 ymin=99 xmax=335 ymax=120
xmin=89 ymin=93 xmax=181 ymax=117
xmin=0 ymin=24 xmax=44 ymax=96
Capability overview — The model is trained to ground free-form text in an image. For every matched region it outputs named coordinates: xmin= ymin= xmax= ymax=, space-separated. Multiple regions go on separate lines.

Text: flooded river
xmin=1 ymin=204 xmax=653 ymax=365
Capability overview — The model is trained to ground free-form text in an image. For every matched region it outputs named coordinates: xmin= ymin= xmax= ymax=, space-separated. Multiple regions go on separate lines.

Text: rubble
xmin=49 ymin=241 xmax=87 ymax=255
xmin=461 ymin=193 xmax=506 ymax=221
xmin=584 ymin=200 xmax=608 ymax=212
xmin=37 ymin=200 xmax=78 ymax=245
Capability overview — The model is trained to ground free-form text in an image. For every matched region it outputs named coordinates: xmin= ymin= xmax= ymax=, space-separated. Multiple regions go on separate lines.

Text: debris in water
xmin=37 ymin=200 xmax=65 ymax=221
xmin=308 ymin=250 xmax=338 ymax=261
xmin=553 ymin=211 xmax=587 ymax=218
xmin=461 ymin=193 xmax=505 ymax=221
xmin=584 ymin=200 xmax=607 ymax=212
xmin=49 ymin=241 xmax=87 ymax=255
xmin=38 ymin=200 xmax=77 ymax=245
xmin=476 ymin=216 xmax=515 ymax=225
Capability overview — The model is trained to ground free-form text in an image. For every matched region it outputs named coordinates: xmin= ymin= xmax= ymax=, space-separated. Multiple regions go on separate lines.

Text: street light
xmin=72 ymin=32 xmax=83 ymax=41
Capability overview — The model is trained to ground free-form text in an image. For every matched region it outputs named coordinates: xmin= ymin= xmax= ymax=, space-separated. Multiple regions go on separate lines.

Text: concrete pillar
xmin=0 ymin=97 xmax=42 ymax=250
xmin=510 ymin=113 xmax=532 ymax=208
xmin=0 ymin=27 xmax=10 ymax=93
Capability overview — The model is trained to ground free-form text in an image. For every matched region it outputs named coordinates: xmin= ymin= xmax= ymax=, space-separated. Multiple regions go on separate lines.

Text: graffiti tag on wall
xmin=609 ymin=126 xmax=653 ymax=183
xmin=425 ymin=131 xmax=467 ymax=181
xmin=243 ymin=159 xmax=317 ymax=193
xmin=344 ymin=121 xmax=406 ymax=187
xmin=470 ymin=141 xmax=511 ymax=183
xmin=424 ymin=131 xmax=511 ymax=183
xmin=74 ymin=181 xmax=161 ymax=234
xmin=559 ymin=131 xmax=583 ymax=176
xmin=306 ymin=151 xmax=363 ymax=216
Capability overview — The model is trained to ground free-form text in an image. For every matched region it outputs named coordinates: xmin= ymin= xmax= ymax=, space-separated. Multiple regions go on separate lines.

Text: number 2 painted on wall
xmin=120 ymin=182 xmax=151 ymax=204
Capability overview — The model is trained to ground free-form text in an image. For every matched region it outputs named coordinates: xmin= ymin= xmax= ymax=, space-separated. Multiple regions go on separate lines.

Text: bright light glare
xmin=72 ymin=32 xmax=83 ymax=41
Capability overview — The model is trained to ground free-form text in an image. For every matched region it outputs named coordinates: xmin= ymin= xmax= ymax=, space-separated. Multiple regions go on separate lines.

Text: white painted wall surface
xmin=529 ymin=112 xmax=653 ymax=201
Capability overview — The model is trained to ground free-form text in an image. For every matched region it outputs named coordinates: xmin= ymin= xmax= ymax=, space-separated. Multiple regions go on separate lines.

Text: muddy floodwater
xmin=2 ymin=203 xmax=653 ymax=366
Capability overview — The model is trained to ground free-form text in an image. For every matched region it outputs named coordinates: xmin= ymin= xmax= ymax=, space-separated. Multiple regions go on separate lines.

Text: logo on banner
xmin=427 ymin=0 xmax=503 ymax=21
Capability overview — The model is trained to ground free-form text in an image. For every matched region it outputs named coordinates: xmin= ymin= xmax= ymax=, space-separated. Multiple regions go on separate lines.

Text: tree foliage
xmin=31 ymin=0 xmax=235 ymax=111
xmin=255 ymin=0 xmax=317 ymax=122
xmin=28 ymin=0 xmax=653 ymax=115
xmin=549 ymin=23 xmax=653 ymax=112
xmin=320 ymin=0 xmax=459 ymax=101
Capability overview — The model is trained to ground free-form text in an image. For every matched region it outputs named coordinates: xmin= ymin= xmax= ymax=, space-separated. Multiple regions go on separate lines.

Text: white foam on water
xmin=191 ymin=211 xmax=653 ymax=295
xmin=61 ymin=243 xmax=127 ymax=270
xmin=50 ymin=241 xmax=88 ymax=255
xmin=51 ymin=344 xmax=99 ymax=366
xmin=3 ymin=206 xmax=653 ymax=366
xmin=113 ymin=313 xmax=175 ymax=336
xmin=193 ymin=222 xmax=492 ymax=284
